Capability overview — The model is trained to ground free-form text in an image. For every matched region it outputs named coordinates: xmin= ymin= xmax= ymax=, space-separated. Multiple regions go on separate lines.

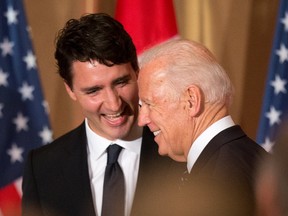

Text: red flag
xmin=0 ymin=181 xmax=22 ymax=216
xmin=115 ymin=0 xmax=178 ymax=55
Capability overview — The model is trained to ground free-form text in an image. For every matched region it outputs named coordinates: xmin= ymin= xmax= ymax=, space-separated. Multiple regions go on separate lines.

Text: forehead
xmin=71 ymin=60 xmax=136 ymax=82
xmin=138 ymin=62 xmax=167 ymax=100
xmin=139 ymin=56 xmax=165 ymax=81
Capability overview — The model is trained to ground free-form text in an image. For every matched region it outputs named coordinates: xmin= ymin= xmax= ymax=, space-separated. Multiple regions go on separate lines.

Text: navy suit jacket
xmin=179 ymin=125 xmax=267 ymax=216
xmin=22 ymin=122 xmax=184 ymax=216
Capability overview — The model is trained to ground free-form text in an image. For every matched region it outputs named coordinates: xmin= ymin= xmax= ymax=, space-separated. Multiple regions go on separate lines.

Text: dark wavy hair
xmin=54 ymin=13 xmax=138 ymax=88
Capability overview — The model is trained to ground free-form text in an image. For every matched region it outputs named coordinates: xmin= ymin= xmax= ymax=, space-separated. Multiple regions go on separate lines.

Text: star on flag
xmin=4 ymin=6 xmax=18 ymax=25
xmin=39 ymin=126 xmax=53 ymax=144
xmin=0 ymin=1 xmax=52 ymax=214
xmin=12 ymin=112 xmax=29 ymax=132
xmin=0 ymin=69 xmax=9 ymax=87
xmin=0 ymin=38 xmax=14 ymax=56
xmin=18 ymin=82 xmax=34 ymax=101
xmin=265 ymin=106 xmax=282 ymax=126
xmin=270 ymin=74 xmax=287 ymax=94
xmin=281 ymin=12 xmax=288 ymax=31
xmin=6 ymin=144 xmax=24 ymax=164
xmin=23 ymin=50 xmax=37 ymax=70
xmin=276 ymin=43 xmax=288 ymax=63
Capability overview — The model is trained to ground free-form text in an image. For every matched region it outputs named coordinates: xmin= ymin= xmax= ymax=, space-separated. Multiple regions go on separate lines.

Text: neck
xmin=185 ymin=102 xmax=228 ymax=157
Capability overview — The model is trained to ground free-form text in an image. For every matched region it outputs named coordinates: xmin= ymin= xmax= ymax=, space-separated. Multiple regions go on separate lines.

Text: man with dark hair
xmin=22 ymin=13 xmax=183 ymax=216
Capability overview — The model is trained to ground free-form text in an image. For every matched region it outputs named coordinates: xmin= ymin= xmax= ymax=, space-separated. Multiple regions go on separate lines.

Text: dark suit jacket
xmin=179 ymin=125 xmax=268 ymax=216
xmin=22 ymin=122 xmax=184 ymax=216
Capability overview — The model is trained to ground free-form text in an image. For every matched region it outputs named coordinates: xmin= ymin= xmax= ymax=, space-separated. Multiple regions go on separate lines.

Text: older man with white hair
xmin=138 ymin=39 xmax=268 ymax=216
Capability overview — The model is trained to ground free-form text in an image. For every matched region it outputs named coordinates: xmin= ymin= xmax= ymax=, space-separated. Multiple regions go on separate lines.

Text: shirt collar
xmin=187 ymin=115 xmax=235 ymax=172
xmin=85 ymin=119 xmax=142 ymax=161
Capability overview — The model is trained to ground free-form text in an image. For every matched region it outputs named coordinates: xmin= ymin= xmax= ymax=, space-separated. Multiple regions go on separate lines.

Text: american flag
xmin=0 ymin=0 xmax=52 ymax=215
xmin=257 ymin=0 xmax=288 ymax=152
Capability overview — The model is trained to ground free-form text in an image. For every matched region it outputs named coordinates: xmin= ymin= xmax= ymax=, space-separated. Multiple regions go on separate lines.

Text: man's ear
xmin=64 ymin=82 xmax=77 ymax=101
xmin=185 ymin=85 xmax=202 ymax=117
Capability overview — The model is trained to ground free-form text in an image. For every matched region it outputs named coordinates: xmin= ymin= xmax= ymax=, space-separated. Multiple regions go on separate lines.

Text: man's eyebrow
xmin=112 ymin=74 xmax=132 ymax=85
xmin=80 ymin=85 xmax=103 ymax=93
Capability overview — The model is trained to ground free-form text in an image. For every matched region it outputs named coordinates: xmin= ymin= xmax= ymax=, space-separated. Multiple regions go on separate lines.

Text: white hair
xmin=139 ymin=39 xmax=234 ymax=107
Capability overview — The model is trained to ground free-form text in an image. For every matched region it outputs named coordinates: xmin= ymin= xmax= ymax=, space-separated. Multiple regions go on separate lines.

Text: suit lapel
xmin=61 ymin=122 xmax=96 ymax=216
xmin=191 ymin=125 xmax=246 ymax=175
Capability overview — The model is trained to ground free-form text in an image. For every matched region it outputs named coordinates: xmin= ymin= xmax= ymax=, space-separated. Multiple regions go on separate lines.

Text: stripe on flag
xmin=0 ymin=181 xmax=21 ymax=216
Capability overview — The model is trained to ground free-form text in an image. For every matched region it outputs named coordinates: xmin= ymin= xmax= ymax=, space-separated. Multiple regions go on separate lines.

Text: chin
xmin=114 ymin=128 xmax=132 ymax=140
xmin=157 ymin=146 xmax=168 ymax=157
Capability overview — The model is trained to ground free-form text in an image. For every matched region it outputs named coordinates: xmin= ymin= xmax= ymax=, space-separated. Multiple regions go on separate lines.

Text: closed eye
xmin=83 ymin=86 xmax=102 ymax=95
xmin=113 ymin=75 xmax=131 ymax=87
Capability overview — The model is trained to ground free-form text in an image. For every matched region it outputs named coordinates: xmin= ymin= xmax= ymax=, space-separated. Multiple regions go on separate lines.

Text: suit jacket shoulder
xmin=192 ymin=125 xmax=267 ymax=179
xmin=23 ymin=124 xmax=185 ymax=216
xmin=183 ymin=125 xmax=268 ymax=216
xmin=22 ymin=122 xmax=96 ymax=216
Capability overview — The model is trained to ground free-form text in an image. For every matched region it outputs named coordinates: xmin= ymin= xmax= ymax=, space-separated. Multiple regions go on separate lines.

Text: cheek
xmin=77 ymin=97 xmax=101 ymax=113
xmin=163 ymin=124 xmax=177 ymax=142
xmin=161 ymin=110 xmax=185 ymax=139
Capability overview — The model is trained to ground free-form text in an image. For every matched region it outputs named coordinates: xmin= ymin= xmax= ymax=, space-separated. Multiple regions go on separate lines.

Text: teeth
xmin=106 ymin=113 xmax=121 ymax=119
xmin=153 ymin=130 xmax=161 ymax=136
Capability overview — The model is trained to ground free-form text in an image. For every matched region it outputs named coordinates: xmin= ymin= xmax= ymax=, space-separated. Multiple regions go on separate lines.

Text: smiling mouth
xmin=105 ymin=112 xmax=122 ymax=119
xmin=102 ymin=109 xmax=128 ymax=127
xmin=153 ymin=130 xmax=161 ymax=136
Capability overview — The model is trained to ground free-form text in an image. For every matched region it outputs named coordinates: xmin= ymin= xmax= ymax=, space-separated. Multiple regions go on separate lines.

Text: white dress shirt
xmin=85 ymin=119 xmax=142 ymax=216
xmin=187 ymin=115 xmax=235 ymax=173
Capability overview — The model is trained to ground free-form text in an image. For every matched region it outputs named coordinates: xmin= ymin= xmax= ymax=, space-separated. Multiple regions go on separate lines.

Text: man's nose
xmin=138 ymin=105 xmax=150 ymax=126
xmin=105 ymin=89 xmax=121 ymax=111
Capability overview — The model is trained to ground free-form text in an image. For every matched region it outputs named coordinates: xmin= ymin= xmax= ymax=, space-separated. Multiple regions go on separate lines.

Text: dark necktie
xmin=102 ymin=144 xmax=125 ymax=216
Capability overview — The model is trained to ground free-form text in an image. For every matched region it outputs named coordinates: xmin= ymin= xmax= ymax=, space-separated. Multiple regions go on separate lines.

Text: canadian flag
xmin=115 ymin=0 xmax=178 ymax=55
